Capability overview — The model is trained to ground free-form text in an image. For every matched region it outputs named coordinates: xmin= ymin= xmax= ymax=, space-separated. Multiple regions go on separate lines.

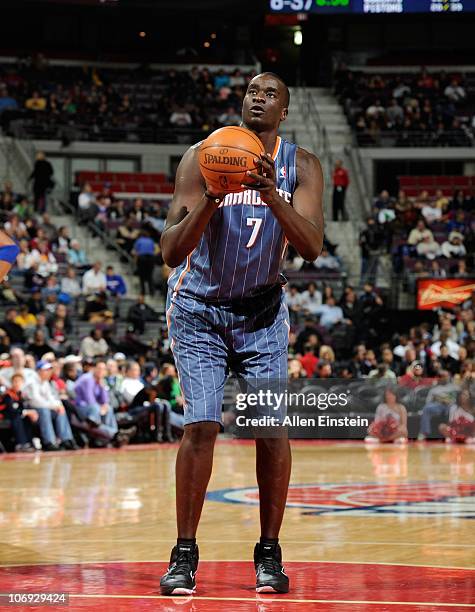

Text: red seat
xmin=142 ymin=184 xmax=159 ymax=193
xmin=399 ymin=176 xmax=418 ymax=186
xmin=418 ymin=177 xmax=434 ymax=187
xmin=122 ymin=183 xmax=141 ymax=192
xmin=438 ymin=175 xmax=454 ymax=184
xmin=160 ymin=183 xmax=175 ymax=194
xmin=148 ymin=173 xmax=167 ymax=182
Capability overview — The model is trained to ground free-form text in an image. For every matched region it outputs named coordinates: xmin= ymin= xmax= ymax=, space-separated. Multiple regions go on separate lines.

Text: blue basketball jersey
xmin=168 ymin=136 xmax=298 ymax=302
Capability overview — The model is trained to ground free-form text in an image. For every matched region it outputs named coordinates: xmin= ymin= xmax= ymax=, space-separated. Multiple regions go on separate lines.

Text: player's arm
xmin=243 ymin=149 xmax=324 ymax=261
xmin=160 ymin=145 xmax=223 ymax=268
xmin=0 ymin=229 xmax=20 ymax=283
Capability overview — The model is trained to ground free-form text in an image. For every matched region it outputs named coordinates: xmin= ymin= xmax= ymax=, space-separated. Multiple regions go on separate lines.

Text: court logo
xmin=207 ymin=481 xmax=475 ymax=519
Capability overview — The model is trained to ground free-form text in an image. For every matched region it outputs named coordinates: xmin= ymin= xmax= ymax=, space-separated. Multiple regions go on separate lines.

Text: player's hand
xmin=241 ymin=153 xmax=278 ymax=204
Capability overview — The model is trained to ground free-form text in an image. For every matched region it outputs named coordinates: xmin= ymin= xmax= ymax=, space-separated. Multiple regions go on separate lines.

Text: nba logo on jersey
xmin=279 ymin=166 xmax=287 ymax=179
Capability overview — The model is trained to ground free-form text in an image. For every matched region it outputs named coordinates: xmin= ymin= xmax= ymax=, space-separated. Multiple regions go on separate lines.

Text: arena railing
xmin=356 ymin=129 xmax=474 ymax=148
xmin=18 ymin=121 xmax=297 ymax=147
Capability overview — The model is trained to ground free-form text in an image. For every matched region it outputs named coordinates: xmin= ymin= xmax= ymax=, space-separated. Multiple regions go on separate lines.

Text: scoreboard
xmin=269 ymin=0 xmax=475 ymax=13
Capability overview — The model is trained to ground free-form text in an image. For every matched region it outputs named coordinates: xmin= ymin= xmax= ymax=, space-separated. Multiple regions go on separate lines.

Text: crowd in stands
xmin=0 ymin=179 xmax=185 ymax=452
xmin=284 ymin=280 xmax=474 ymax=443
xmin=357 ymin=186 xmax=474 ymax=285
xmin=0 ymin=59 xmax=254 ymax=143
xmin=334 ymin=66 xmax=474 ymax=146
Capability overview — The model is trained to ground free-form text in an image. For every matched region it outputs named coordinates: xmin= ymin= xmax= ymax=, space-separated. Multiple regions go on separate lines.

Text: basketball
xmin=198 ymin=126 xmax=264 ymax=193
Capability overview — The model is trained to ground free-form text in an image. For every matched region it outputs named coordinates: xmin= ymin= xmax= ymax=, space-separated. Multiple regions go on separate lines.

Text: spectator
xmin=314 ymin=248 xmax=340 ymax=270
xmin=359 ymin=217 xmax=385 ymax=282
xmin=106 ymin=265 xmax=127 ymax=297
xmin=218 ymin=106 xmax=241 ymax=126
xmin=441 ymin=231 xmax=466 ymax=258
xmin=119 ymin=361 xmax=145 ymax=405
xmin=332 ymin=159 xmax=350 ymax=221
xmin=117 ymin=217 xmax=140 ymax=254
xmin=313 ymin=296 xmax=344 ymax=329
xmin=418 ymin=370 xmax=459 ymax=440
xmin=82 ymin=261 xmax=107 ymax=296
xmin=421 ymin=200 xmax=442 ymax=225
xmin=315 ymin=359 xmax=333 ymax=379
xmin=28 ymin=151 xmax=54 ymax=213
xmin=288 ymin=358 xmax=307 ymax=379
xmin=68 ymin=240 xmax=89 ymax=270
xmin=52 ymin=226 xmax=71 ymax=253
xmin=1 ymin=372 xmax=39 ymax=452
xmin=80 ymin=328 xmax=109 ymax=359
xmin=83 ymin=291 xmax=114 ymax=324
xmin=23 ymin=360 xmax=76 ymax=451
xmin=431 ymin=331 xmax=460 ymax=361
xmin=25 ymin=90 xmax=47 ymax=111
xmin=27 ymin=289 xmax=45 ymax=316
xmin=0 ymin=347 xmax=38 ymax=386
xmin=300 ymin=282 xmax=322 ymax=314
xmin=169 ymin=107 xmax=192 ymax=127
xmin=14 ymin=304 xmax=37 ymax=330
xmin=60 ymin=266 xmax=82 ymax=300
xmin=74 ymin=360 xmax=130 ymax=447
xmin=299 ymin=339 xmax=320 ymax=377
xmin=444 ymin=79 xmax=466 ymax=103
xmin=386 ymin=99 xmax=404 ymax=126
xmin=416 ymin=234 xmax=441 ymax=259
xmin=285 ymin=285 xmax=304 ymax=322
xmin=77 ymin=183 xmax=96 ymax=224
xmin=365 ymin=387 xmax=408 ymax=444
xmin=399 ymin=361 xmax=435 ymax=389
xmin=133 ymin=230 xmax=156 ymax=296
xmin=127 ymin=294 xmax=160 ymax=335
xmin=368 ymin=363 xmax=397 ymax=380
xmin=0 ymin=88 xmax=18 ymax=113
xmin=39 ymin=213 xmax=58 ymax=243
xmin=0 ymin=308 xmax=25 ymax=345
xmin=27 ymin=329 xmax=54 ymax=361
xmin=408 ymin=220 xmax=433 ymax=245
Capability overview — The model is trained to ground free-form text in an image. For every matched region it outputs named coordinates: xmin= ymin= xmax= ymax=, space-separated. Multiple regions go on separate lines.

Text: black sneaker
xmin=254 ymin=542 xmax=289 ymax=594
xmin=160 ymin=543 xmax=199 ymax=596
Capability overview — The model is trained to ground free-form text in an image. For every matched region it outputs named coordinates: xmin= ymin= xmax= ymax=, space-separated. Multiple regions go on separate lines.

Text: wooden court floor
xmin=0 ymin=440 xmax=474 ymax=611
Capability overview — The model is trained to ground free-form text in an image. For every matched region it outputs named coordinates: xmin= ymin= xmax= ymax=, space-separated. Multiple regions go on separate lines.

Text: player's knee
xmin=184 ymin=421 xmax=220 ymax=450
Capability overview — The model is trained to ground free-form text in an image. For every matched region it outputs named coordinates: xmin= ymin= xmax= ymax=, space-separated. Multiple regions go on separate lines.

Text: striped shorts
xmin=166 ymin=284 xmax=290 ymax=425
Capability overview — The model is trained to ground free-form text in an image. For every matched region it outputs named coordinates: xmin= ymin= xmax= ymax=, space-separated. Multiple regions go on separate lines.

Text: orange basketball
xmin=198 ymin=126 xmax=264 ymax=194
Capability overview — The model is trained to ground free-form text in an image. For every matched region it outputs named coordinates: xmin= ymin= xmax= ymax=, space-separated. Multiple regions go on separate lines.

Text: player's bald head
xmin=251 ymin=72 xmax=290 ymax=109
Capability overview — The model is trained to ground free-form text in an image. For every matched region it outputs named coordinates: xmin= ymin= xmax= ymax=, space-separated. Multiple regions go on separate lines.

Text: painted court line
xmin=67 ymin=594 xmax=475 ymax=607
xmin=15 ymin=538 xmax=475 ymax=548
xmin=0 ymin=559 xmax=474 ymax=571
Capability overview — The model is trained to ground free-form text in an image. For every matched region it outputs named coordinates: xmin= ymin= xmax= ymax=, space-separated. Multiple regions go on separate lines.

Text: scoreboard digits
xmin=269 ymin=0 xmax=474 ymax=12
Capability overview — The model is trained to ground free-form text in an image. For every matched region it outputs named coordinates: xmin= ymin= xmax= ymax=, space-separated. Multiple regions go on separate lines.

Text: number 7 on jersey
xmin=246 ymin=217 xmax=263 ymax=248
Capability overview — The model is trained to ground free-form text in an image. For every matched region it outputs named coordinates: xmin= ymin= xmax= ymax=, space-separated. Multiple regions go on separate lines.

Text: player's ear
xmin=280 ymin=107 xmax=288 ymax=122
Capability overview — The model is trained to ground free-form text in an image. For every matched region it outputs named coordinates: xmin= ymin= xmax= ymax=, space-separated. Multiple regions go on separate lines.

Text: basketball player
xmin=160 ymin=73 xmax=324 ymax=595
xmin=0 ymin=229 xmax=20 ymax=283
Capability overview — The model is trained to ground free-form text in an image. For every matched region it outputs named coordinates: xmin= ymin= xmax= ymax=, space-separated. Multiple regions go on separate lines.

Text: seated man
xmin=23 ymin=360 xmax=77 ymax=451
xmin=418 ymin=370 xmax=460 ymax=440
xmin=74 ymin=359 xmax=133 ymax=447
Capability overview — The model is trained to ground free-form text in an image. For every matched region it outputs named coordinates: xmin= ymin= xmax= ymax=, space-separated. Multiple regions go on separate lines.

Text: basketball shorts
xmin=166 ymin=284 xmax=290 ymax=425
